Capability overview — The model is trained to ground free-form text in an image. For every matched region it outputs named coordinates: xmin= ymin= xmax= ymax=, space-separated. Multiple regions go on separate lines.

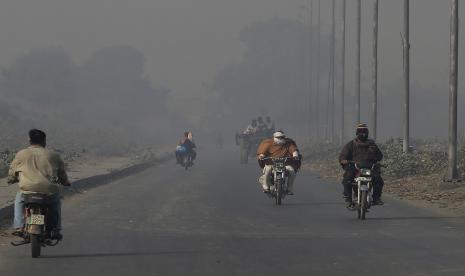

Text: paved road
xmin=2 ymin=148 xmax=465 ymax=275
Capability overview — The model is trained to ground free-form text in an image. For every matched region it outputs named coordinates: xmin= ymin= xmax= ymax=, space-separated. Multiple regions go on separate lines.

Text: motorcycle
xmin=262 ymin=157 xmax=295 ymax=205
xmin=176 ymin=146 xmax=194 ymax=170
xmin=351 ymin=163 xmax=377 ymax=220
xmin=11 ymin=193 xmax=62 ymax=258
xmin=181 ymin=152 xmax=194 ymax=170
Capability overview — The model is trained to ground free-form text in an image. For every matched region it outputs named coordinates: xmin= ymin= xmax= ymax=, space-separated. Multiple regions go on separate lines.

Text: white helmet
xmin=273 ymin=131 xmax=285 ymax=139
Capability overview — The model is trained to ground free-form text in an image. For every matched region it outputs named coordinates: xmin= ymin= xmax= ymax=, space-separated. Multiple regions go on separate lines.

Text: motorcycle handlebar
xmin=259 ymin=157 xmax=299 ymax=161
xmin=343 ymin=161 xmax=386 ymax=169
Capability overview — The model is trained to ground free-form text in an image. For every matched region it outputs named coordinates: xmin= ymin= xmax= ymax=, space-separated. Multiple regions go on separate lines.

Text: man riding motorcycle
xmin=339 ymin=124 xmax=384 ymax=210
xmin=176 ymin=131 xmax=197 ymax=165
xmin=257 ymin=131 xmax=301 ymax=195
xmin=8 ymin=129 xmax=70 ymax=239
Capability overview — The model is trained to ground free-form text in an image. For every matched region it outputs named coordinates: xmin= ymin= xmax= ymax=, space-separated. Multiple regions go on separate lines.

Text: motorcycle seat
xmin=23 ymin=193 xmax=56 ymax=206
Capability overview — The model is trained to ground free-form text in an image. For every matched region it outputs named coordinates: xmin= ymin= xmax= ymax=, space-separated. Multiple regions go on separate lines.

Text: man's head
xmin=266 ymin=116 xmax=271 ymax=123
xmin=257 ymin=116 xmax=264 ymax=123
xmin=184 ymin=131 xmax=190 ymax=138
xmin=29 ymin=129 xmax=46 ymax=147
xmin=273 ymin=131 xmax=286 ymax=145
xmin=251 ymin=120 xmax=257 ymax=127
xmin=355 ymin=124 xmax=369 ymax=142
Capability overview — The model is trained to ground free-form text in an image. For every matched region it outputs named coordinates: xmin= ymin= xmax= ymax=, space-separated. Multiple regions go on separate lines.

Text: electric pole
xmin=372 ymin=0 xmax=379 ymax=140
xmin=448 ymin=0 xmax=459 ymax=180
xmin=331 ymin=0 xmax=336 ymax=143
xmin=316 ymin=0 xmax=321 ymax=140
xmin=402 ymin=0 xmax=410 ymax=153
xmin=356 ymin=0 xmax=361 ymax=124
xmin=340 ymin=0 xmax=346 ymax=145
xmin=309 ymin=0 xmax=314 ymax=141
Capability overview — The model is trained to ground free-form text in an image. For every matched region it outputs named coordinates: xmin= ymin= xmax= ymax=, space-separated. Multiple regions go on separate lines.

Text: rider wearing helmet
xmin=256 ymin=131 xmax=301 ymax=195
xmin=339 ymin=124 xmax=384 ymax=210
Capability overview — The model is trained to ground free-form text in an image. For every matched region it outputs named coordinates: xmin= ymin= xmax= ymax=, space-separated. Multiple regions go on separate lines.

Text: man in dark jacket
xmin=339 ymin=124 xmax=384 ymax=210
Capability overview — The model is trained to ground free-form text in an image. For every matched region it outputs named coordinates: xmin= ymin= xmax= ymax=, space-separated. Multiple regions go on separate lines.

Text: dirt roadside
xmin=305 ymin=161 xmax=465 ymax=217
xmin=0 ymin=148 xmax=171 ymax=243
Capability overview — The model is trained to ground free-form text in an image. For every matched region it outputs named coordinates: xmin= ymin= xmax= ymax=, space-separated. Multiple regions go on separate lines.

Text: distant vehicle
xmin=11 ymin=193 xmax=62 ymax=258
xmin=352 ymin=162 xmax=377 ymax=220
xmin=262 ymin=157 xmax=295 ymax=205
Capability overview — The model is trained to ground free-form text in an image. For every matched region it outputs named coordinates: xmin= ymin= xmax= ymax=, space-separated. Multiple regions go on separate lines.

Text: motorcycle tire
xmin=31 ymin=234 xmax=41 ymax=258
xmin=276 ymin=181 xmax=283 ymax=205
xmin=360 ymin=191 xmax=368 ymax=220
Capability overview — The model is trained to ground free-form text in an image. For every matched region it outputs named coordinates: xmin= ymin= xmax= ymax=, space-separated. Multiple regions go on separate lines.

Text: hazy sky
xmin=0 ymin=0 xmax=308 ymax=96
xmin=0 ymin=0 xmax=462 ymax=100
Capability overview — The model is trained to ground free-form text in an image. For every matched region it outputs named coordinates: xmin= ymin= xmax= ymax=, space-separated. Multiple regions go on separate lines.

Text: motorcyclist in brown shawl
xmin=339 ymin=124 xmax=384 ymax=210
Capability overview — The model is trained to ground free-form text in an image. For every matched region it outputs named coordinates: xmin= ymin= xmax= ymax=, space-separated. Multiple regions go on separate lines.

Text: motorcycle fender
xmin=27 ymin=224 xmax=42 ymax=235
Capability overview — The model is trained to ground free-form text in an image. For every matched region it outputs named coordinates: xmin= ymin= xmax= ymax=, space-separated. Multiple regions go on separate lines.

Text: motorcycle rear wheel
xmin=31 ymin=234 xmax=41 ymax=258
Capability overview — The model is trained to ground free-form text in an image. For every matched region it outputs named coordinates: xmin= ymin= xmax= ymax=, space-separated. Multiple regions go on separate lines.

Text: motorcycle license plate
xmin=29 ymin=214 xmax=45 ymax=225
xmin=360 ymin=185 xmax=369 ymax=191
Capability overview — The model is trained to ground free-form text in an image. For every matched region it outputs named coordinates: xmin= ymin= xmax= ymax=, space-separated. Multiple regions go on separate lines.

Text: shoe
xmin=286 ymin=190 xmax=294 ymax=195
xmin=52 ymin=232 xmax=63 ymax=241
xmin=372 ymin=198 xmax=384 ymax=206
xmin=11 ymin=229 xmax=23 ymax=237
xmin=345 ymin=201 xmax=356 ymax=211
xmin=48 ymin=230 xmax=63 ymax=240
xmin=263 ymin=189 xmax=270 ymax=194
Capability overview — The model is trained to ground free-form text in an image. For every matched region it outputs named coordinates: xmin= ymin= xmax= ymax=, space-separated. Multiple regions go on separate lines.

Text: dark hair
xmin=29 ymin=129 xmax=46 ymax=146
xmin=184 ymin=131 xmax=190 ymax=138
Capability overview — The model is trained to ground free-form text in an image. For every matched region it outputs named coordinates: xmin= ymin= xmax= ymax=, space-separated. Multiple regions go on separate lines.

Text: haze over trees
xmin=209 ymin=17 xmax=458 ymax=140
xmin=0 ymin=46 xmax=171 ymax=153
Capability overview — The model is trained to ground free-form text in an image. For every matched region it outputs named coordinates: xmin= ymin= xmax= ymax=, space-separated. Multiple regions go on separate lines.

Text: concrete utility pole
xmin=448 ymin=0 xmax=459 ymax=180
xmin=402 ymin=0 xmax=410 ymax=153
xmin=316 ymin=0 xmax=321 ymax=140
xmin=372 ymin=0 xmax=379 ymax=140
xmin=300 ymin=3 xmax=312 ymax=140
xmin=356 ymin=0 xmax=361 ymax=124
xmin=330 ymin=0 xmax=336 ymax=143
xmin=340 ymin=0 xmax=346 ymax=145
xmin=309 ymin=0 xmax=314 ymax=141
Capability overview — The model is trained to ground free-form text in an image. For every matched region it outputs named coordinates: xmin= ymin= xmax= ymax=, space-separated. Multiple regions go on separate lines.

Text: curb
xmin=0 ymin=154 xmax=172 ymax=225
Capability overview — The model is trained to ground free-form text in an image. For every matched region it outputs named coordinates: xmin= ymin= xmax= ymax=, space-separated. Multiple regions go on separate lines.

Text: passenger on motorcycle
xmin=256 ymin=116 xmax=267 ymax=134
xmin=8 ymin=129 xmax=70 ymax=239
xmin=339 ymin=124 xmax=384 ymax=210
xmin=243 ymin=120 xmax=258 ymax=135
xmin=256 ymin=131 xmax=301 ymax=195
xmin=265 ymin=116 xmax=275 ymax=134
xmin=176 ymin=131 xmax=197 ymax=165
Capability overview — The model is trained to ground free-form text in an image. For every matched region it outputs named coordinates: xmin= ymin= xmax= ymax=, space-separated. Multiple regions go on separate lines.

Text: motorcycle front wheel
xmin=275 ymin=181 xmax=283 ymax=205
xmin=360 ymin=191 xmax=368 ymax=220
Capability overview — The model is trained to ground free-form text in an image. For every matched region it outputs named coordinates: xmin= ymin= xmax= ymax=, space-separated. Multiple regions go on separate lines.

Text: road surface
xmin=1 ymin=148 xmax=465 ymax=275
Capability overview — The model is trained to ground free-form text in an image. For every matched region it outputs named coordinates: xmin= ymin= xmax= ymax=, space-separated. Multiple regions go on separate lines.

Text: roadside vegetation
xmin=302 ymin=139 xmax=465 ymax=214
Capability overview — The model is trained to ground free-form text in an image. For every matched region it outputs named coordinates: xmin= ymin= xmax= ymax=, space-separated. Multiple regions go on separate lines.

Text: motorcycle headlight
xmin=360 ymin=169 xmax=371 ymax=176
